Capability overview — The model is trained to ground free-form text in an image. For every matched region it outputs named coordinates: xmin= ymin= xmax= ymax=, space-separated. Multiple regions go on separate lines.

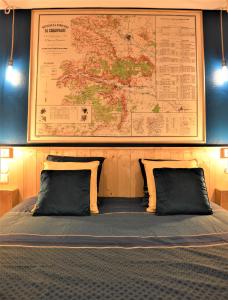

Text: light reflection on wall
xmin=214 ymin=65 xmax=228 ymax=85
xmin=5 ymin=65 xmax=21 ymax=86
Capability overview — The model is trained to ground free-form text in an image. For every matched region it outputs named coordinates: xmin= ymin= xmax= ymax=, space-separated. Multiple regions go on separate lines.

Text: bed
xmin=0 ymin=197 xmax=227 ymax=300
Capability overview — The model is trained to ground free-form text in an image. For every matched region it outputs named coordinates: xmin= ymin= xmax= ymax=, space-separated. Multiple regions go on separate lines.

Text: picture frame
xmin=28 ymin=9 xmax=205 ymax=143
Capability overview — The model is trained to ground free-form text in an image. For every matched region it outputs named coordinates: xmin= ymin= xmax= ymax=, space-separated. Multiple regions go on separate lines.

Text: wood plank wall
xmin=1 ymin=147 xmax=228 ymax=202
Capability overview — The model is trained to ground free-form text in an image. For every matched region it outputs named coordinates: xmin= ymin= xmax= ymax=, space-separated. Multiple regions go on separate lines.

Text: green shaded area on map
xmin=64 ymin=85 xmax=122 ymax=123
xmin=152 ymin=104 xmax=160 ymax=113
xmin=89 ymin=58 xmax=153 ymax=80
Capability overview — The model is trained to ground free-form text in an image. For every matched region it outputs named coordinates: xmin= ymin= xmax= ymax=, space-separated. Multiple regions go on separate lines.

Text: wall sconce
xmin=221 ymin=148 xmax=228 ymax=173
xmin=214 ymin=9 xmax=228 ymax=85
xmin=0 ymin=147 xmax=13 ymax=183
xmin=0 ymin=148 xmax=13 ymax=158
xmin=4 ymin=3 xmax=21 ymax=86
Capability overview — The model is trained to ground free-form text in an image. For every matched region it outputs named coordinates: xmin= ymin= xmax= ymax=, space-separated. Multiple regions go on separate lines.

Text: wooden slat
xmin=23 ymin=148 xmax=37 ymax=198
xmin=0 ymin=146 xmax=226 ymax=202
xmin=130 ymin=150 xmax=145 ymax=197
xmin=117 ymin=150 xmax=131 ymax=197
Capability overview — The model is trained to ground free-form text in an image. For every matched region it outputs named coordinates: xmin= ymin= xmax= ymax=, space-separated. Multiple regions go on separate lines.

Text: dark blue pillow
xmin=47 ymin=155 xmax=105 ymax=191
xmin=32 ymin=170 xmax=91 ymax=216
xmin=153 ymin=168 xmax=213 ymax=215
xmin=138 ymin=159 xmax=178 ymax=207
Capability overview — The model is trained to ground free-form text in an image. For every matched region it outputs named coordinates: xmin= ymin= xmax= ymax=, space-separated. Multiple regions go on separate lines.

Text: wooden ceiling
xmin=0 ymin=0 xmax=227 ymax=10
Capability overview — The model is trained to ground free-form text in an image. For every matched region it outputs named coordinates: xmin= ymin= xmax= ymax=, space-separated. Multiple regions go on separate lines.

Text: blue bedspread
xmin=0 ymin=197 xmax=227 ymax=248
xmin=0 ymin=198 xmax=228 ymax=300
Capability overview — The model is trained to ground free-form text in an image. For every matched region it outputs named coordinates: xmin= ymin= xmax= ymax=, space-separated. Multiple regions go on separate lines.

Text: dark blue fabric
xmin=99 ymin=197 xmax=145 ymax=213
xmin=10 ymin=196 xmax=37 ymax=212
xmin=154 ymin=168 xmax=213 ymax=215
xmin=1 ymin=197 xmax=227 ymax=248
xmin=32 ymin=170 xmax=91 ymax=216
xmin=11 ymin=196 xmax=145 ymax=213
xmin=0 ymin=246 xmax=228 ymax=300
xmin=0 ymin=231 xmax=227 ymax=248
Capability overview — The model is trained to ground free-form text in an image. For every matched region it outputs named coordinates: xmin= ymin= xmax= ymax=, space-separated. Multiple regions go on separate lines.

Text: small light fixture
xmin=5 ymin=64 xmax=21 ymax=86
xmin=0 ymin=148 xmax=14 ymax=159
xmin=220 ymin=148 xmax=228 ymax=173
xmin=214 ymin=9 xmax=228 ymax=85
xmin=4 ymin=4 xmax=21 ymax=86
xmin=0 ymin=147 xmax=13 ymax=183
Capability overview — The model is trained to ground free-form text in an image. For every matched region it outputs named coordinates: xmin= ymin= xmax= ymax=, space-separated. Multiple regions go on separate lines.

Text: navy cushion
xmin=153 ymin=168 xmax=213 ymax=215
xmin=47 ymin=155 xmax=105 ymax=191
xmin=32 ymin=170 xmax=91 ymax=216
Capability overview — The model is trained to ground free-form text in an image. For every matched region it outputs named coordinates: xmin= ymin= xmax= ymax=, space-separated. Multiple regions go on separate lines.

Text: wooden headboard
xmin=2 ymin=147 xmax=228 ymax=202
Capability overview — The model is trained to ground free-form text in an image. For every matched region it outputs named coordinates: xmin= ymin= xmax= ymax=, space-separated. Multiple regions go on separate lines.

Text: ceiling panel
xmin=0 ymin=0 xmax=227 ymax=10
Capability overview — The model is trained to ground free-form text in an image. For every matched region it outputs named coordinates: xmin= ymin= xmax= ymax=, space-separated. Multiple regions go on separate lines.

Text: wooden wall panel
xmin=1 ymin=147 xmax=228 ymax=202
xmin=22 ymin=149 xmax=37 ymax=199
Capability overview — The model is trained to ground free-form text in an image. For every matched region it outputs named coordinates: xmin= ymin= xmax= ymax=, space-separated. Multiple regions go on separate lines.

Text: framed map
xmin=28 ymin=9 xmax=205 ymax=143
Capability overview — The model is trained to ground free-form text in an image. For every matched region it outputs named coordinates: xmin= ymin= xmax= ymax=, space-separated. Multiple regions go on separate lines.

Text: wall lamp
xmin=221 ymin=148 xmax=228 ymax=173
xmin=0 ymin=147 xmax=13 ymax=183
xmin=214 ymin=9 xmax=228 ymax=85
xmin=3 ymin=0 xmax=21 ymax=86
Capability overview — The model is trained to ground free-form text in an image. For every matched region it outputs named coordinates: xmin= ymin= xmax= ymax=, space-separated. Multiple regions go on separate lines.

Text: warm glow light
xmin=221 ymin=148 xmax=228 ymax=158
xmin=5 ymin=65 xmax=21 ymax=86
xmin=0 ymin=148 xmax=13 ymax=183
xmin=0 ymin=148 xmax=13 ymax=158
xmin=0 ymin=173 xmax=9 ymax=184
xmin=0 ymin=160 xmax=9 ymax=174
xmin=214 ymin=65 xmax=228 ymax=85
xmin=221 ymin=148 xmax=228 ymax=174
xmin=223 ymin=149 xmax=228 ymax=158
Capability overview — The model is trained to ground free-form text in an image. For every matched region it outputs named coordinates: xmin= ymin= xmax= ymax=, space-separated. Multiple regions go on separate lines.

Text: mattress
xmin=0 ymin=197 xmax=227 ymax=300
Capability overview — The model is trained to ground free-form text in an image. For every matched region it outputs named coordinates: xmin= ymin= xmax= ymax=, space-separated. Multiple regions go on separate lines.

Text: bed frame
xmin=2 ymin=147 xmax=227 ymax=202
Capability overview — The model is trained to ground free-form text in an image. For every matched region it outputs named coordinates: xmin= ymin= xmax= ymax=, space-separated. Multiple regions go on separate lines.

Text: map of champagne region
xmin=31 ymin=11 xmax=204 ymax=142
